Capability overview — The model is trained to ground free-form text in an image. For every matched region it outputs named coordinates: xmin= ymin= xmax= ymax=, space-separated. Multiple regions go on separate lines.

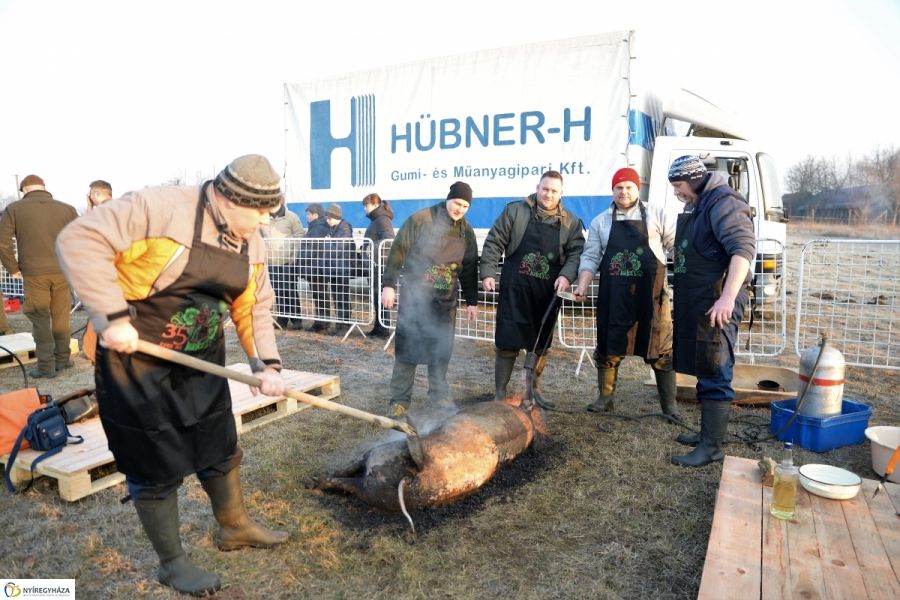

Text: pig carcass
xmin=316 ymin=396 xmax=548 ymax=512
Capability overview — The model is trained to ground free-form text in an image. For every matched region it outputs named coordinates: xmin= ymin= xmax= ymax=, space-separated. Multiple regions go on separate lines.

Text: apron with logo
xmin=95 ymin=185 xmax=249 ymax=483
xmin=394 ymin=219 xmax=466 ymax=365
xmin=672 ymin=210 xmax=746 ymax=377
xmin=595 ymin=204 xmax=669 ymax=359
xmin=495 ymin=217 xmax=562 ymax=351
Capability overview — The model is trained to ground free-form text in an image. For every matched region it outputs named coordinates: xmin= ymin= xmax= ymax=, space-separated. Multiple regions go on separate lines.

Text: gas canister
xmin=797 ymin=334 xmax=845 ymax=418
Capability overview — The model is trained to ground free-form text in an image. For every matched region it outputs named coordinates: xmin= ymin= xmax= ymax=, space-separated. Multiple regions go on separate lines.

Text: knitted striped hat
xmin=214 ymin=154 xmax=283 ymax=209
xmin=667 ymin=156 xmax=707 ymax=190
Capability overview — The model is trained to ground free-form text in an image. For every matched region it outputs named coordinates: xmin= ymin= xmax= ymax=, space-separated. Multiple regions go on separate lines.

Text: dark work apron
xmin=672 ymin=211 xmax=747 ymax=377
xmin=495 ymin=217 xmax=562 ymax=351
xmin=595 ymin=204 xmax=669 ymax=359
xmin=95 ymin=184 xmax=249 ymax=483
xmin=394 ymin=219 xmax=466 ymax=366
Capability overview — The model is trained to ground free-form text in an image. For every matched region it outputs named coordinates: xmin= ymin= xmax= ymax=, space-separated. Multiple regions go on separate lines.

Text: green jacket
xmin=0 ymin=190 xmax=78 ymax=276
xmin=383 ymin=202 xmax=479 ymax=305
xmin=479 ymin=194 xmax=585 ymax=283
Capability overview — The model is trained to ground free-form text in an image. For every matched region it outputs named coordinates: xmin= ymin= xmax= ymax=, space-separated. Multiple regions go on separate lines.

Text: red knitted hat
xmin=611 ymin=167 xmax=641 ymax=190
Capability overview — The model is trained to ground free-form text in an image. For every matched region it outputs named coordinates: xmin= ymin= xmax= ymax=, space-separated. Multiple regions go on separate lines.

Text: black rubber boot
xmin=201 ymin=467 xmax=289 ymax=551
xmin=494 ymin=350 xmax=518 ymax=400
xmin=671 ymin=400 xmax=731 ymax=467
xmin=528 ymin=352 xmax=555 ymax=409
xmin=133 ymin=494 xmax=221 ymax=596
xmin=587 ymin=367 xmax=617 ymax=412
xmin=676 ymin=429 xmax=701 ymax=446
xmin=654 ymin=368 xmax=681 ymax=422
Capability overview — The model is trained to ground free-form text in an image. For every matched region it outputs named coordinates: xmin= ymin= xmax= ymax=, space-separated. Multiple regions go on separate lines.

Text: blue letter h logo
xmin=310 ymin=95 xmax=376 ymax=189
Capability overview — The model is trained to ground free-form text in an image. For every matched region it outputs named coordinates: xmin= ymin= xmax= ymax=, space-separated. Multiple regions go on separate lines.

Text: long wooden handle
xmin=135 ymin=340 xmax=416 ymax=437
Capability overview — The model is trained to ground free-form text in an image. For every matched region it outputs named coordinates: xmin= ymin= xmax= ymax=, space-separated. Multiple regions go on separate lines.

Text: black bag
xmin=4 ymin=401 xmax=84 ymax=493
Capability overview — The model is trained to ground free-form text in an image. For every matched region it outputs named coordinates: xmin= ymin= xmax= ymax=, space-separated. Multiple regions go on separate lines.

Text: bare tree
xmin=785 ymin=154 xmax=855 ymax=195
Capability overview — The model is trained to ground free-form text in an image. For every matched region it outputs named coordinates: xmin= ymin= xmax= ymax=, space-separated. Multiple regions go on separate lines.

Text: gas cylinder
xmin=797 ymin=334 xmax=845 ymax=418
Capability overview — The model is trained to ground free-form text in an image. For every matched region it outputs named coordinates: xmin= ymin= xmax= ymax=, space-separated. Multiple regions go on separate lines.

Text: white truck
xmin=284 ymin=30 xmax=787 ymax=306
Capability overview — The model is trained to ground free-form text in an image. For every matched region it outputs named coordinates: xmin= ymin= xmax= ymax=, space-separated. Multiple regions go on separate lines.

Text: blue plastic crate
xmin=769 ymin=398 xmax=872 ymax=452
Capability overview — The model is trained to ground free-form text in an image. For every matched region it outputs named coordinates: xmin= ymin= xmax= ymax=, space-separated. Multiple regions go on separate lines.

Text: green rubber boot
xmin=654 ymin=368 xmax=681 ymax=422
xmin=201 ymin=467 xmax=289 ymax=551
xmin=494 ymin=350 xmax=518 ymax=400
xmin=133 ymin=494 xmax=221 ymax=596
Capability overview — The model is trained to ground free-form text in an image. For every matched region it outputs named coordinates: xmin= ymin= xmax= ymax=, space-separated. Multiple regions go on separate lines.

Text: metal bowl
xmin=799 ymin=464 xmax=861 ymax=500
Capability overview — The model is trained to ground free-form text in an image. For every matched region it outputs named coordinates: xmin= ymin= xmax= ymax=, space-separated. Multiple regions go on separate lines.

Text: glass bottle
xmin=770 ymin=442 xmax=799 ymax=520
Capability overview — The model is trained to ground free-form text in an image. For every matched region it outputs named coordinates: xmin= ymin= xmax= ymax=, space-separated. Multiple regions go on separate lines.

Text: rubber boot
xmin=494 ymin=350 xmax=518 ymax=400
xmin=528 ymin=352 xmax=555 ymax=409
xmin=587 ymin=367 xmax=617 ymax=412
xmin=676 ymin=429 xmax=701 ymax=446
xmin=200 ymin=467 xmax=289 ymax=551
xmin=654 ymin=368 xmax=681 ymax=422
xmin=133 ymin=494 xmax=221 ymax=596
xmin=671 ymin=400 xmax=731 ymax=467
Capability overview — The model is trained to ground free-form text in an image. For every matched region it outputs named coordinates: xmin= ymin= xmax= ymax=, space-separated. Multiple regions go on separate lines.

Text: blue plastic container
xmin=769 ymin=398 xmax=872 ymax=452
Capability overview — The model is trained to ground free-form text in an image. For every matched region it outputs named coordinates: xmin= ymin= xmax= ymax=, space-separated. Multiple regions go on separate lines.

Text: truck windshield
xmin=757 ymin=153 xmax=785 ymax=219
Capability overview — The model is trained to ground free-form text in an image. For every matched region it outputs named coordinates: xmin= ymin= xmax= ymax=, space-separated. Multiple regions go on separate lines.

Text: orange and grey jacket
xmin=56 ymin=184 xmax=281 ymax=371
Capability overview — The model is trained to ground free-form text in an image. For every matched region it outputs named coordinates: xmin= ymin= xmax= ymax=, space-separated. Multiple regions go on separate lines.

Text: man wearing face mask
xmin=480 ymin=170 xmax=585 ymax=408
xmin=381 ymin=181 xmax=479 ymax=417
xmin=667 ymin=155 xmax=755 ymax=468
xmin=574 ymin=167 xmax=678 ymax=419
xmin=56 ymin=155 xmax=289 ymax=595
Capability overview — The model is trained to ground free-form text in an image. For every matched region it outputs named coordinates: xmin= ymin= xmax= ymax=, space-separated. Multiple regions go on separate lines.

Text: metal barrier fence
xmin=265 ymin=237 xmax=375 ymax=338
xmin=738 ymin=239 xmax=787 ymax=359
xmin=795 ymin=239 xmax=899 ymax=370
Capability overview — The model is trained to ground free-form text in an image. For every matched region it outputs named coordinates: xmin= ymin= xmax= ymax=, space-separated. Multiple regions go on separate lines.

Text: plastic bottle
xmin=770 ymin=442 xmax=799 ymax=520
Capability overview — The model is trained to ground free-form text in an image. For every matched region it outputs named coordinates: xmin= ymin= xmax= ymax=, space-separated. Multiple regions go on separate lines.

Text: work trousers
xmin=694 ymin=319 xmax=739 ymax=403
xmin=389 ymin=360 xmax=450 ymax=406
xmin=23 ymin=273 xmax=72 ymax=371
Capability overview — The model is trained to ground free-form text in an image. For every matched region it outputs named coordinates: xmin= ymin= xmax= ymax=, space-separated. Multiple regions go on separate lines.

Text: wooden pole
xmin=135 ymin=340 xmax=417 ymax=437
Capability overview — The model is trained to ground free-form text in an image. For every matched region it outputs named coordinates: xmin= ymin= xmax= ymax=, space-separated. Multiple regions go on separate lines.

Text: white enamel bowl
xmin=798 ymin=464 xmax=862 ymax=500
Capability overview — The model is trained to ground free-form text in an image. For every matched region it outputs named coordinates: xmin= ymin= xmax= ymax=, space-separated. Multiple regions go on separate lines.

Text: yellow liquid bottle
xmin=770 ymin=442 xmax=799 ymax=520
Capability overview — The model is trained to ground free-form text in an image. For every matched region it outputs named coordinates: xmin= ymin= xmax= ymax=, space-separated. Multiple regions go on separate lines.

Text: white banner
xmin=284 ymin=31 xmax=632 ymax=205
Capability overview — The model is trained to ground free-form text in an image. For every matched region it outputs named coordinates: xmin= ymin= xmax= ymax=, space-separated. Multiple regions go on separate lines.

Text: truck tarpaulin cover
xmin=284 ymin=31 xmax=633 ymax=228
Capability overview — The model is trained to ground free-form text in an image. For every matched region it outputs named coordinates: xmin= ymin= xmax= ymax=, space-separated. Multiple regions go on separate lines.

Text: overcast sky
xmin=1 ymin=0 xmax=897 ymax=206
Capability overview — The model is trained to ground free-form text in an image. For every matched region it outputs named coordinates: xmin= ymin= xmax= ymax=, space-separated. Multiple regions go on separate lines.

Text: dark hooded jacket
xmin=686 ymin=172 xmax=756 ymax=283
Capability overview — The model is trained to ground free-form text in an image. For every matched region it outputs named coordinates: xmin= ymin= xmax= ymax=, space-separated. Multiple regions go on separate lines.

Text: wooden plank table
xmin=699 ymin=455 xmax=899 ymax=599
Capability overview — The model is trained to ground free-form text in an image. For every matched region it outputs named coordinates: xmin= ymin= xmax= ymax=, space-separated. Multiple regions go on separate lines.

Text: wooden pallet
xmin=0 ymin=363 xmax=340 ymax=501
xmin=0 ymin=332 xmax=80 ymax=370
xmin=226 ymin=363 xmax=341 ymax=434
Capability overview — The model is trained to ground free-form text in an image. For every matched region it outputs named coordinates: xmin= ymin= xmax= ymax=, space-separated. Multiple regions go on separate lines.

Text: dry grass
xmin=1 ymin=223 xmax=898 ymax=598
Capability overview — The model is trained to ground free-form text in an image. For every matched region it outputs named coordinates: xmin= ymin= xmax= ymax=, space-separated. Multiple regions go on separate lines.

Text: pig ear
xmin=406 ymin=417 xmax=426 ymax=471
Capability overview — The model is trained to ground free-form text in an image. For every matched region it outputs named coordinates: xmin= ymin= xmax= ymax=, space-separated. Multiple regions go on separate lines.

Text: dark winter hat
xmin=326 ymin=203 xmax=342 ymax=219
xmin=447 ymin=181 xmax=473 ymax=203
xmin=667 ymin=155 xmax=708 ymax=191
xmin=306 ymin=202 xmax=324 ymax=217
xmin=213 ymin=154 xmax=283 ymax=209
xmin=611 ymin=167 xmax=641 ymax=190
xmin=19 ymin=174 xmax=45 ymax=191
